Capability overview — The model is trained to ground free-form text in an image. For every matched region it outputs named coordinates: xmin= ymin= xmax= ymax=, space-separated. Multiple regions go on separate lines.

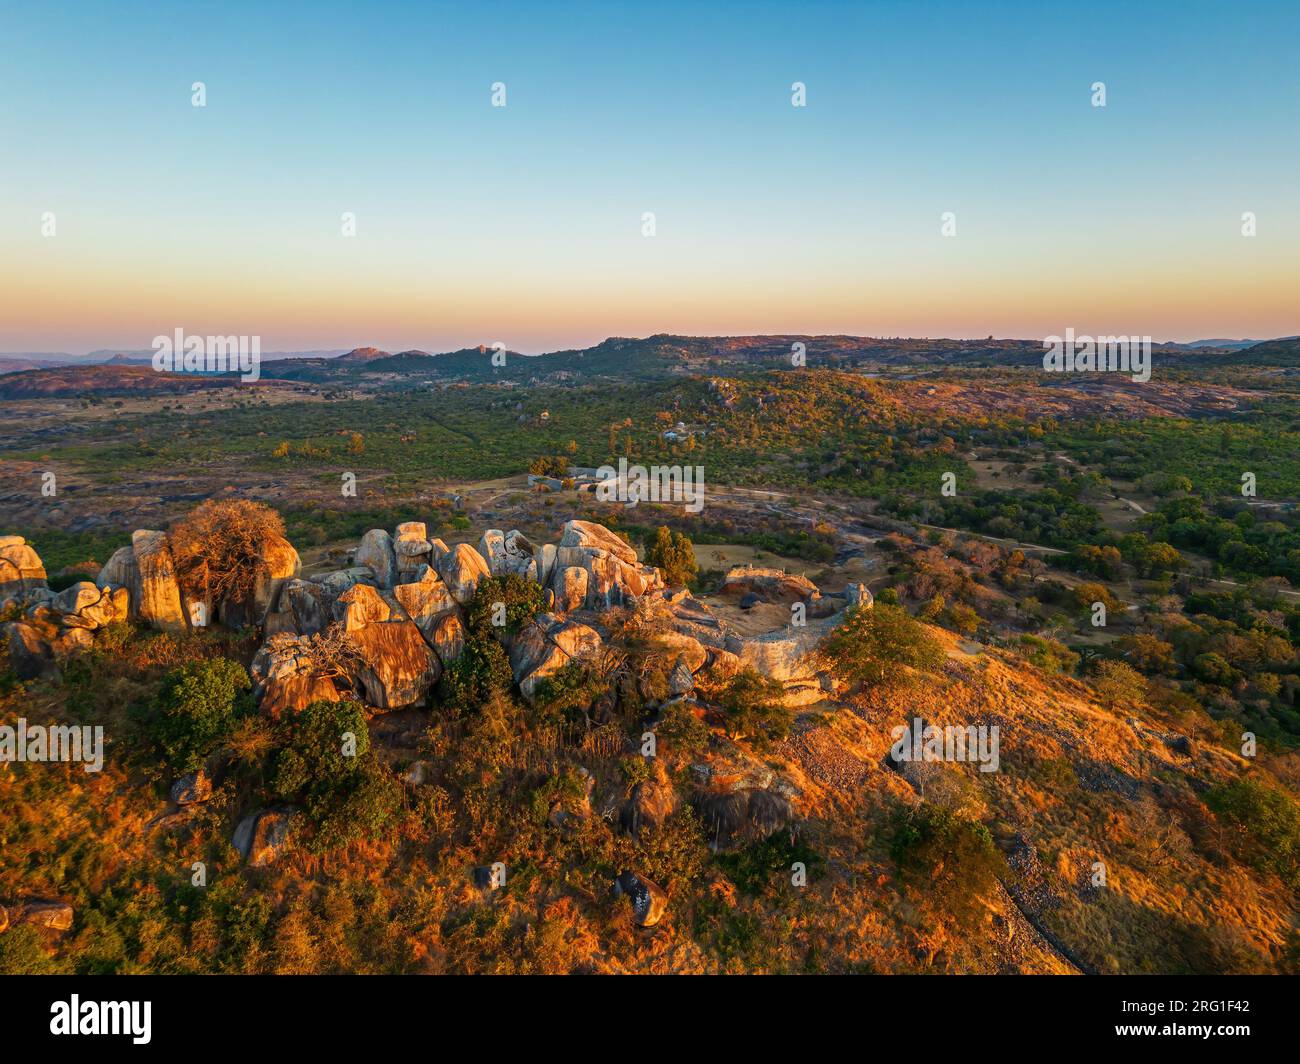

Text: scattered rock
xmin=9 ymin=899 xmax=74 ymax=932
xmin=170 ymin=770 xmax=213 ymax=806
xmin=612 ymin=871 xmax=668 ymax=928
xmin=667 ymin=655 xmax=694 ymax=696
xmin=233 ymin=808 xmax=295 ymax=867
xmin=471 ymin=865 xmax=505 ymax=890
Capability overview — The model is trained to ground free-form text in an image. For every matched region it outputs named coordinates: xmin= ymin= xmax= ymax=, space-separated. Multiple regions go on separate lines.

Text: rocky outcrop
xmin=427 ymin=609 xmax=466 ymax=667
xmin=536 ymin=542 xmax=557 ymax=588
xmin=96 ymin=545 xmax=137 ymax=594
xmin=2 ymin=899 xmax=74 ymax=932
xmin=284 ymin=578 xmax=328 ymax=636
xmin=0 ymin=536 xmax=47 ymax=598
xmin=250 ymin=533 xmax=301 ymax=624
xmin=552 ymin=519 xmax=662 ymax=609
xmin=284 ymin=568 xmax=378 ymax=636
xmin=694 ymin=787 xmax=795 ymax=850
xmin=481 ymin=529 xmax=540 ymax=582
xmin=1 ymin=552 xmax=130 ymax=678
xmin=478 ymin=529 xmax=508 ymax=575
xmin=722 ymin=565 xmax=820 ymax=603
xmin=170 ymin=770 xmax=213 ymax=806
xmin=3 ymin=621 xmax=55 ymax=678
xmin=250 ymin=636 xmax=343 ymax=717
xmin=333 ymin=583 xmax=393 ymax=631
xmin=551 ymin=566 xmax=588 ymax=613
xmin=52 ymin=582 xmax=128 ymax=630
xmin=393 ymin=522 xmax=432 ymax=582
xmin=846 ymin=582 xmax=874 ymax=610
xmin=619 ymin=759 xmax=680 ymax=837
xmin=391 ymin=565 xmax=458 ymax=637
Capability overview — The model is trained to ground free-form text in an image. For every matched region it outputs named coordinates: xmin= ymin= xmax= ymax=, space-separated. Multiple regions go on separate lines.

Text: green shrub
xmin=711 ymin=670 xmax=792 ymax=743
xmin=437 ymin=633 xmax=514 ymax=712
xmin=889 ymin=802 xmax=1004 ymax=924
xmin=819 ymin=603 xmax=945 ymax=688
xmin=530 ymin=661 xmax=606 ymax=726
xmin=655 ymin=700 xmax=710 ymax=757
xmin=271 ymin=699 xmax=401 ymax=852
xmin=717 ymin=832 xmax=823 ymax=897
xmin=145 ymin=658 xmax=254 ymax=774
xmin=465 ymin=572 xmax=545 ymax=639
xmin=1017 ymin=633 xmax=1080 ymax=675
xmin=1206 ymin=778 xmax=1300 ymax=888
xmin=1092 ymin=659 xmax=1146 ymax=708
xmin=647 ymin=526 xmax=698 ymax=588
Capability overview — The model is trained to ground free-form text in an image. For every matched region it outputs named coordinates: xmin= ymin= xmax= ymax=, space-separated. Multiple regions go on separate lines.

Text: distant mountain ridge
xmin=3 ymin=334 xmax=1298 ymax=393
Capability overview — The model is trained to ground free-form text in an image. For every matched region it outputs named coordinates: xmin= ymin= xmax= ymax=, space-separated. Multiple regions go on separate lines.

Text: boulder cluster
xmin=2 ymin=519 xmax=871 ymax=720
xmin=255 ymin=518 xmax=672 ymax=713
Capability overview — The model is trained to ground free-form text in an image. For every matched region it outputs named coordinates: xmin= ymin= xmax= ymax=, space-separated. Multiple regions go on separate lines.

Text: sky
xmin=1 ymin=0 xmax=1297 ymax=354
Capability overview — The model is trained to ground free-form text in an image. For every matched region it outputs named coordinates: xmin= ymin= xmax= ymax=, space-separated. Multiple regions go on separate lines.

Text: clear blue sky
xmin=2 ymin=0 xmax=1297 ymax=352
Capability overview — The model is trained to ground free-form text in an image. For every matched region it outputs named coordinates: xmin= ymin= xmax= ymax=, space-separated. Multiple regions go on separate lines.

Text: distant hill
xmin=0 ymin=364 xmax=281 ymax=399
xmin=336 ymin=346 xmax=394 ymax=362
xmin=1231 ymin=336 xmax=1300 ymax=366
xmin=4 ymin=333 xmax=1298 ymax=395
xmin=0 ymin=356 xmax=67 ymax=375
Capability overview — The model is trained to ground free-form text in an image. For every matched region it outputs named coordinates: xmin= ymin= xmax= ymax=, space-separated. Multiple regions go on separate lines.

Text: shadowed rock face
xmin=427 ymin=610 xmax=466 ymax=667
xmin=4 ymin=620 xmax=55 ymax=678
xmin=612 ymin=871 xmax=668 ymax=928
xmin=96 ymin=544 xmax=137 ymax=593
xmin=233 ymin=808 xmax=295 ymax=867
xmin=507 ymin=613 xmax=603 ymax=702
